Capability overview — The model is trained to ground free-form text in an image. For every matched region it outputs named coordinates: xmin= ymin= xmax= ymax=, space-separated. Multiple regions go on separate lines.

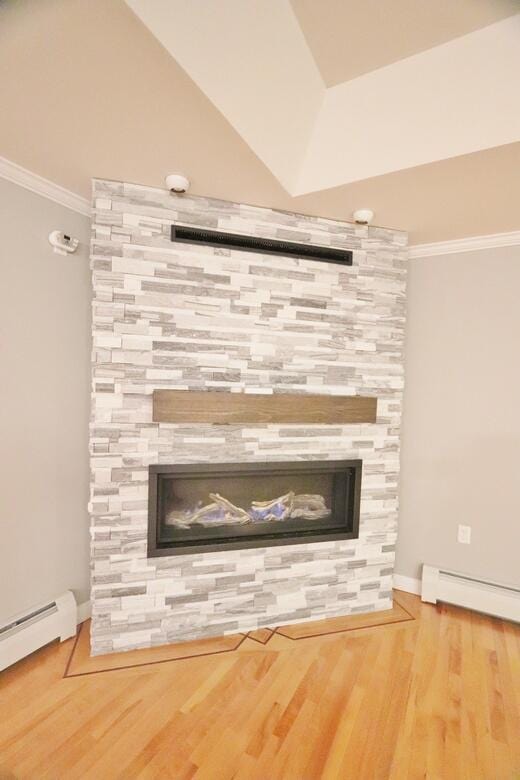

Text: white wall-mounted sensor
xmin=352 ymin=208 xmax=374 ymax=225
xmin=165 ymin=173 xmax=190 ymax=194
xmin=48 ymin=230 xmax=79 ymax=255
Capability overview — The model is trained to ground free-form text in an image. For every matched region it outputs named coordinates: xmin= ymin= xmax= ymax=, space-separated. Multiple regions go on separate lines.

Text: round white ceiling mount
xmin=165 ymin=173 xmax=190 ymax=194
xmin=352 ymin=208 xmax=374 ymax=225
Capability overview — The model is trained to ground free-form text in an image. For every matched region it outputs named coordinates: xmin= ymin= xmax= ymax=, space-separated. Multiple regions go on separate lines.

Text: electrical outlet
xmin=457 ymin=524 xmax=471 ymax=544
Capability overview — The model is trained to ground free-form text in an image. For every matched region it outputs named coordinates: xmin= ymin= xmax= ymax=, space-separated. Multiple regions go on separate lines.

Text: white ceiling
xmin=1 ymin=0 xmax=519 ymax=244
xmin=126 ymin=1 xmax=520 ymax=196
xmin=290 ymin=0 xmax=520 ymax=86
xmin=125 ymin=0 xmax=323 ymax=192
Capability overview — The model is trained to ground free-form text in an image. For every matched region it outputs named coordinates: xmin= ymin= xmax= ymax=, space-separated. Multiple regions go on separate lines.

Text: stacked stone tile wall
xmin=89 ymin=179 xmax=408 ymax=655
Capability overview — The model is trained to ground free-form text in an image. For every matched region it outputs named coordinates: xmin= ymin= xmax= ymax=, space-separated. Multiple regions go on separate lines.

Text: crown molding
xmin=1 ymin=154 xmax=518 ymax=256
xmin=0 ymin=156 xmax=90 ymax=216
xmin=409 ymin=230 xmax=520 ymax=259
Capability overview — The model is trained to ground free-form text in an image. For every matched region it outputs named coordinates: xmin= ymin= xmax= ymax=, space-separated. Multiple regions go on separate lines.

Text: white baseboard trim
xmin=421 ymin=565 xmax=520 ymax=623
xmin=393 ymin=574 xmax=421 ymax=595
xmin=0 ymin=591 xmax=77 ymax=672
xmin=409 ymin=230 xmax=520 ymax=258
xmin=77 ymin=600 xmax=91 ymax=624
xmin=0 ymin=155 xmax=90 ymax=216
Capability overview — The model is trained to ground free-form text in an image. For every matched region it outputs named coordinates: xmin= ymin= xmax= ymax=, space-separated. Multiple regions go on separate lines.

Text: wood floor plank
xmin=1 ymin=593 xmax=519 ymax=779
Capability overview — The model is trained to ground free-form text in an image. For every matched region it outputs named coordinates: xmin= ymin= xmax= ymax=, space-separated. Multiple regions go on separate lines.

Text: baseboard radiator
xmin=0 ymin=591 xmax=77 ymax=671
xmin=422 ymin=565 xmax=520 ymax=623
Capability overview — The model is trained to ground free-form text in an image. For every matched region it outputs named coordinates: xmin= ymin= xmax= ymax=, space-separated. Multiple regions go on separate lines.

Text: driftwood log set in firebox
xmin=165 ymin=492 xmax=330 ymax=528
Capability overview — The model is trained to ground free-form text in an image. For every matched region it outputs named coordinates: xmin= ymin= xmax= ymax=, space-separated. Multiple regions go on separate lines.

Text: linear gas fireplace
xmin=148 ymin=460 xmax=361 ymax=557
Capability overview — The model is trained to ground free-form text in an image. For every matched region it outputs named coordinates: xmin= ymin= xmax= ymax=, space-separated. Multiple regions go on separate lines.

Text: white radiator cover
xmin=422 ymin=565 xmax=520 ymax=623
xmin=0 ymin=591 xmax=77 ymax=671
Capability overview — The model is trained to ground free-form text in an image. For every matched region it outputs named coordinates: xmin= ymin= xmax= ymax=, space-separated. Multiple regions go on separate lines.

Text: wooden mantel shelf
xmin=152 ymin=390 xmax=377 ymax=425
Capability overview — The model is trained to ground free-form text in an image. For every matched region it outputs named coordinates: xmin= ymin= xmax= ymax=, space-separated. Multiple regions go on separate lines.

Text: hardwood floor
xmin=1 ymin=591 xmax=519 ymax=779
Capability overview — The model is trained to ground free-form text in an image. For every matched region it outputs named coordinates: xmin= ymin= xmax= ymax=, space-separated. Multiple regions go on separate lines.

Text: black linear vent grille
xmin=171 ymin=225 xmax=353 ymax=266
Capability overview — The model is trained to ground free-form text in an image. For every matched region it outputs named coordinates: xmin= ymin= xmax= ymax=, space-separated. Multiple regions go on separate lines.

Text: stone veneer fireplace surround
xmin=89 ymin=179 xmax=407 ymax=656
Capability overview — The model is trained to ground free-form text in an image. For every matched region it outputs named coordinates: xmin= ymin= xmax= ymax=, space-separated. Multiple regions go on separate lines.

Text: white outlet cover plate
xmin=457 ymin=524 xmax=471 ymax=544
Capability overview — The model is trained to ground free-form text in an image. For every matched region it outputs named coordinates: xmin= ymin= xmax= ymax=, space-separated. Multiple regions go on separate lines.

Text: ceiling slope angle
xmin=126 ymin=3 xmax=520 ymax=197
xmin=290 ymin=0 xmax=520 ymax=87
xmin=124 ymin=0 xmax=325 ymax=194
xmin=294 ymin=15 xmax=520 ymax=195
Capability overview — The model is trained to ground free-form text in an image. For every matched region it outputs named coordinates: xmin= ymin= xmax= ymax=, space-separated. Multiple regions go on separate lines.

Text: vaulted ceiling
xmin=1 ymin=0 xmax=519 ymax=244
xmin=291 ymin=0 xmax=519 ymax=85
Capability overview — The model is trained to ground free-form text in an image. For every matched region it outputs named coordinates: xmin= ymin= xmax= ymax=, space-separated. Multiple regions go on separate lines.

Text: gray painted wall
xmin=0 ymin=178 xmax=91 ymax=621
xmin=397 ymin=245 xmax=520 ymax=586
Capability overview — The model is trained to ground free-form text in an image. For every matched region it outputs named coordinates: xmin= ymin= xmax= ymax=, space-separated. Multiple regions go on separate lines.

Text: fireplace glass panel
xmin=148 ymin=461 xmax=361 ymax=557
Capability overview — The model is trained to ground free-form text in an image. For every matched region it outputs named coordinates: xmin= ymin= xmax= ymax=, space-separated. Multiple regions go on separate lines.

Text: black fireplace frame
xmin=147 ymin=460 xmax=362 ymax=558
